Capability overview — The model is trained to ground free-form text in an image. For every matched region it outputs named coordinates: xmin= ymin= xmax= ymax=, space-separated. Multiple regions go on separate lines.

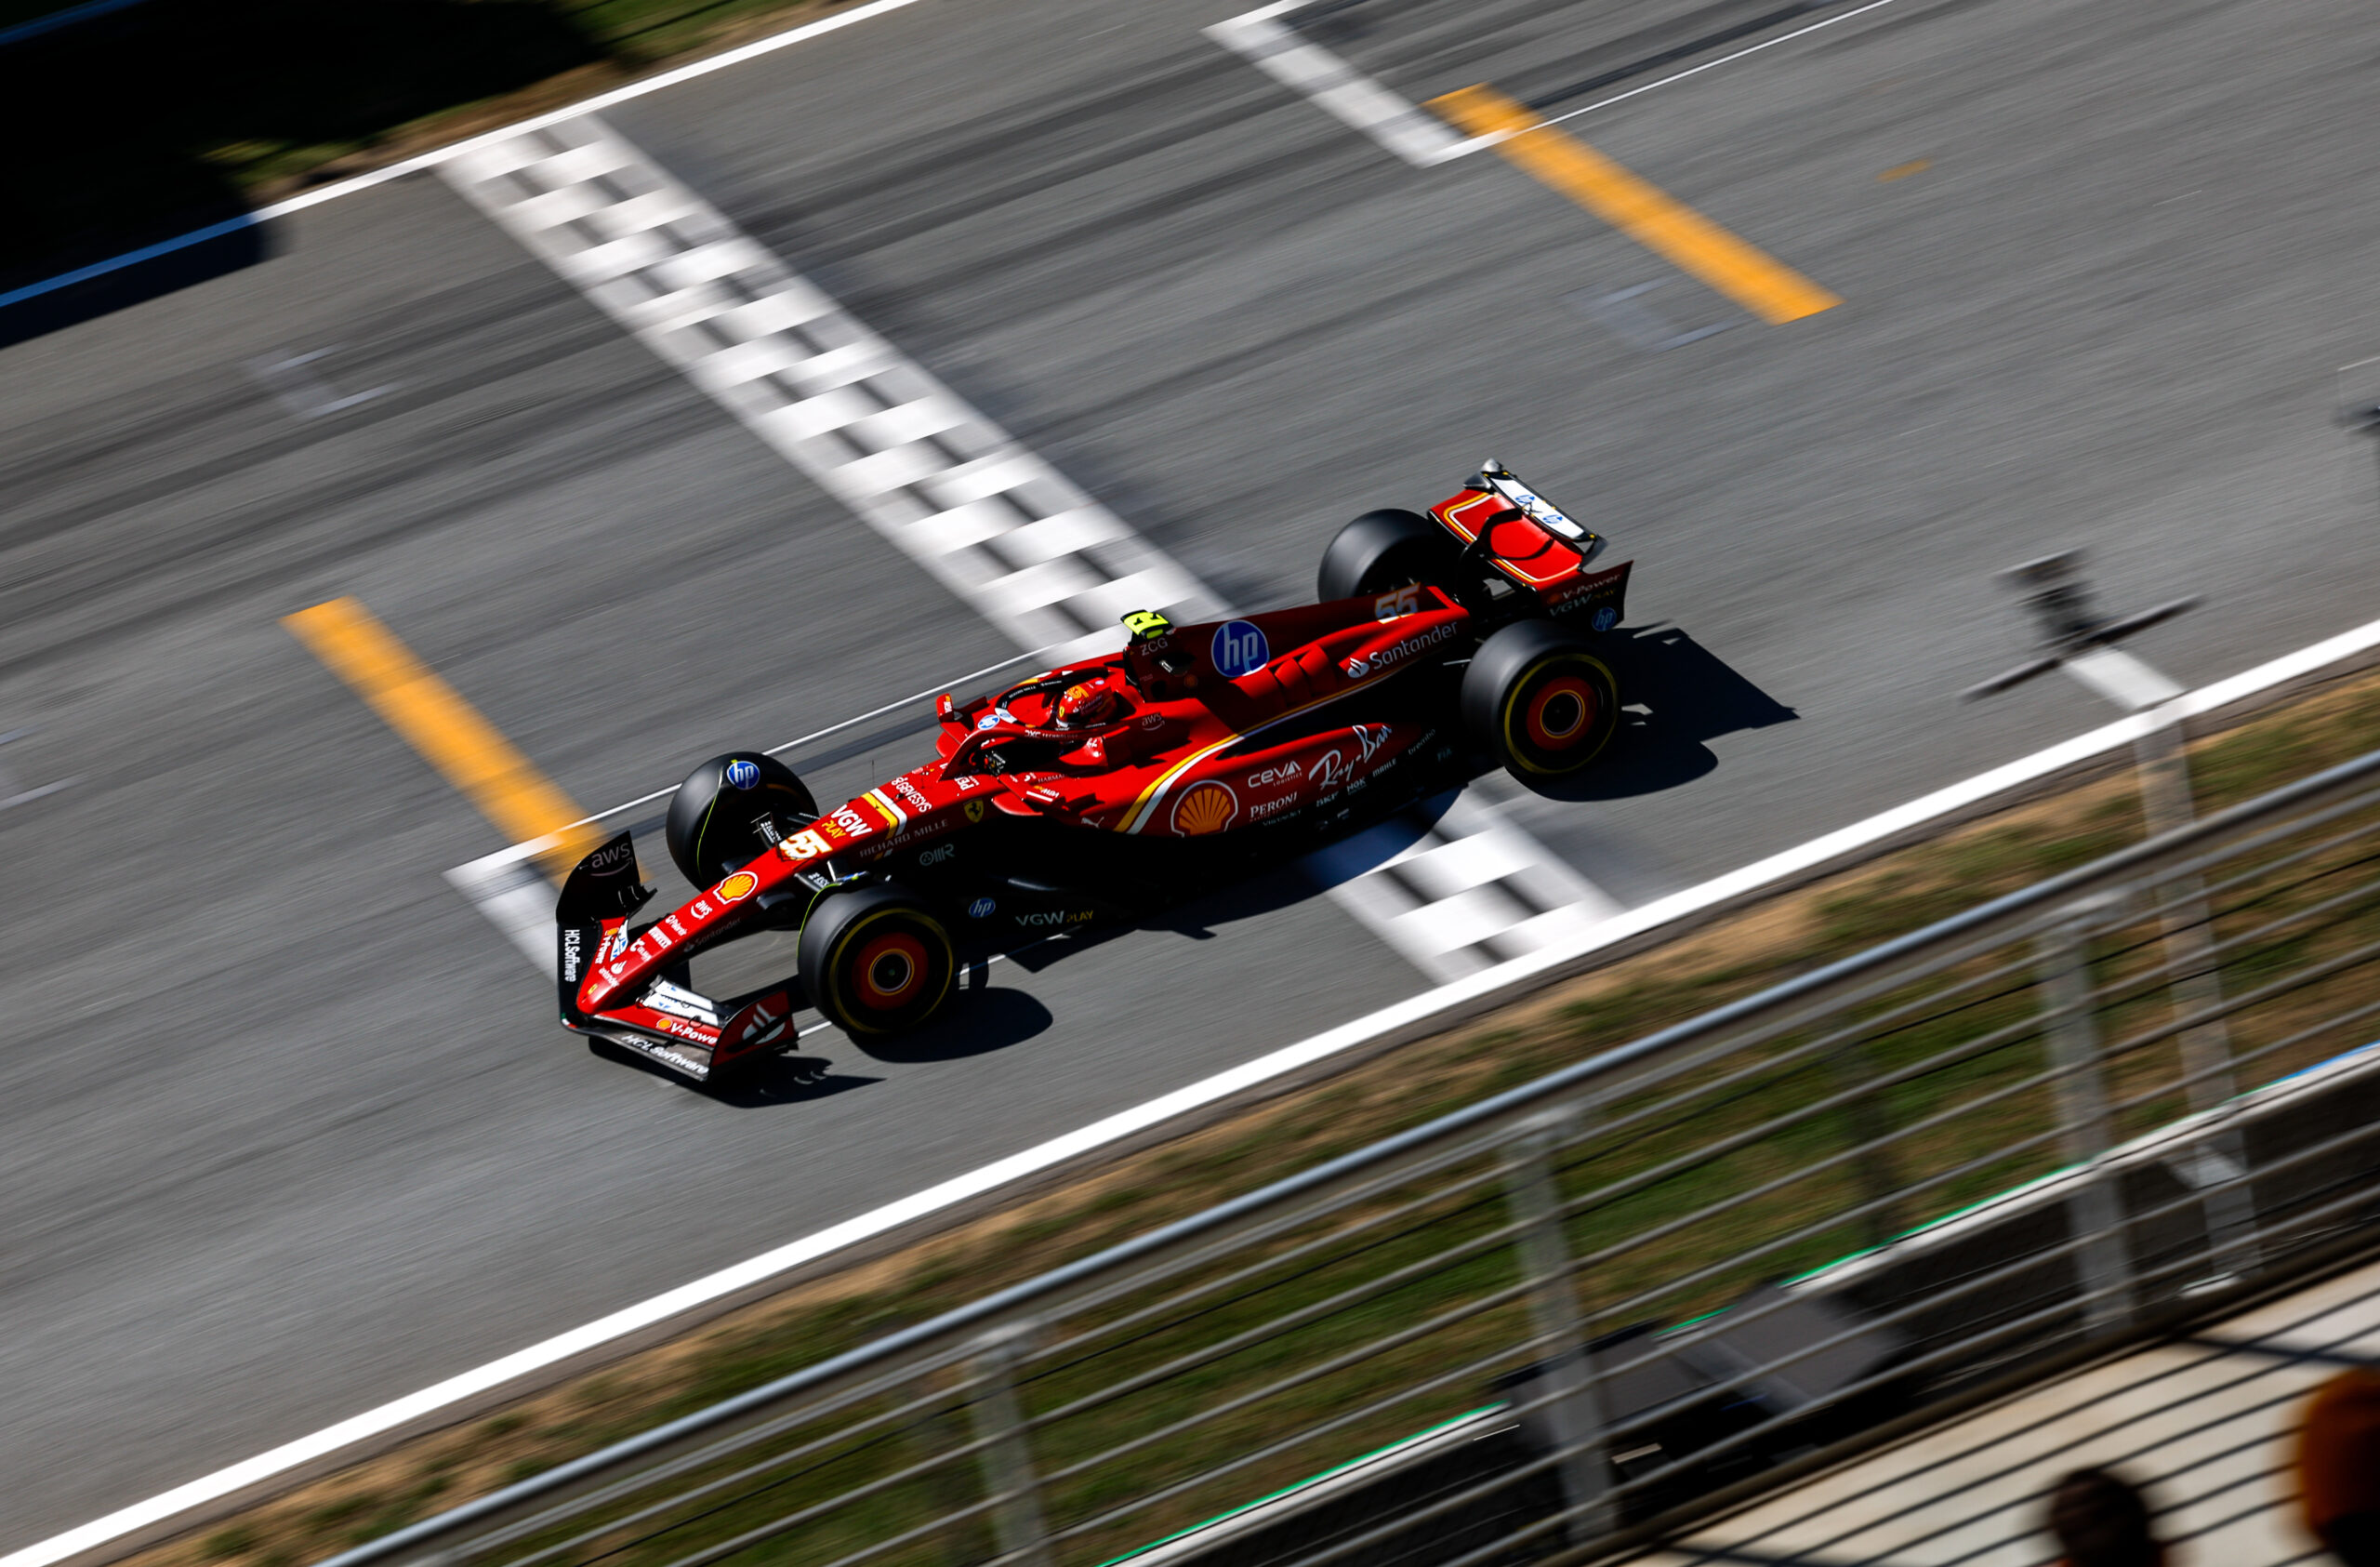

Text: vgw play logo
xmin=1210 ymin=619 xmax=1270 ymax=678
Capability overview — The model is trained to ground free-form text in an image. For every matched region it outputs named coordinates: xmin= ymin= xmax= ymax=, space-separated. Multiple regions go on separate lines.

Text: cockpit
xmin=943 ymin=669 xmax=1141 ymax=777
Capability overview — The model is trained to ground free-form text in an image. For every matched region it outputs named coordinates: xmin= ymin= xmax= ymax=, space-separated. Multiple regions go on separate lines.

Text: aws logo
xmin=1170 ymin=780 xmax=1238 ymax=837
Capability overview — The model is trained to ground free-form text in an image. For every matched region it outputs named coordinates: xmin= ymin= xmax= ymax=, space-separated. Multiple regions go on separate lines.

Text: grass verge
xmin=127 ymin=662 xmax=2380 ymax=1567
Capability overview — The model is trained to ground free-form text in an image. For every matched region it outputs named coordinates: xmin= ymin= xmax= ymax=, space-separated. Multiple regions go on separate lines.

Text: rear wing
xmin=1472 ymin=462 xmax=1607 ymax=569
xmin=1432 ymin=460 xmax=1630 ymax=627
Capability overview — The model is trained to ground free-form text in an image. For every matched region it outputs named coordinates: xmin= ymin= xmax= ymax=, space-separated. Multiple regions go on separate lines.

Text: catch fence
xmin=327 ymin=746 xmax=2380 ymax=1567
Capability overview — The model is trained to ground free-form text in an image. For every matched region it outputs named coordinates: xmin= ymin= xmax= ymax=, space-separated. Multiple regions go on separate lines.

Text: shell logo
xmin=714 ymin=871 xmax=760 ymax=903
xmin=1170 ymin=781 xmax=1238 ymax=837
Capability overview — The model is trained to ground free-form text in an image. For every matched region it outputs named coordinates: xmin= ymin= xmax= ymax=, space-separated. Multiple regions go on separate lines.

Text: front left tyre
xmin=798 ymin=883 xmax=957 ymax=1037
xmin=1461 ymin=619 xmax=1621 ymax=782
xmin=665 ymin=751 xmax=818 ymax=887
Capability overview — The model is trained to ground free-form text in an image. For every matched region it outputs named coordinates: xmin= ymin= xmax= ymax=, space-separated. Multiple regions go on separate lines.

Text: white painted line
xmin=437 ymin=113 xmax=1607 ymax=978
xmin=441 ymin=854 xmax=556 ymax=972
xmin=1528 ymin=0 xmax=1912 ymax=138
xmin=1203 ymin=0 xmax=1912 ymax=168
xmin=443 ymin=115 xmax=1221 ymax=664
xmin=2065 ymin=645 xmax=2185 ymax=713
xmin=1310 ymin=789 xmax=1620 ymax=981
xmin=1204 ymin=8 xmax=1470 ymax=168
xmin=245 ymin=349 xmax=395 ymax=420
xmin=0 ymin=0 xmax=933 ymax=312
xmin=20 ymin=609 xmax=2380 ymax=1567
xmin=0 ymin=779 xmax=74 ymax=813
xmin=0 ymin=728 xmax=71 ymax=815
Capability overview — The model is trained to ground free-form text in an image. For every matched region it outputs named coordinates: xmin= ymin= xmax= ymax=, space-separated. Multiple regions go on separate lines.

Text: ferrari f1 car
xmin=557 ymin=462 xmax=1633 ymax=1086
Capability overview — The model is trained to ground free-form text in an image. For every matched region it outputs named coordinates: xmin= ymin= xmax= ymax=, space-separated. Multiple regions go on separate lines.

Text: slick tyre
xmin=799 ymin=884 xmax=956 ymax=1037
xmin=1317 ymin=509 xmax=1461 ymax=603
xmin=666 ymin=752 xmax=818 ymax=887
xmin=1461 ymin=620 xmax=1621 ymax=782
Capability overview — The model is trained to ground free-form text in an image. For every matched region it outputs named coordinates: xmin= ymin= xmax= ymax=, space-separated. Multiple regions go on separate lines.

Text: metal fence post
xmin=1501 ymin=1109 xmax=1610 ymax=1543
xmin=1827 ymin=1040 xmax=1908 ymax=1249
xmin=969 ymin=1324 xmax=1052 ymax=1567
xmin=2035 ymin=909 xmax=2134 ymax=1335
xmin=2131 ymin=719 xmax=2262 ymax=1281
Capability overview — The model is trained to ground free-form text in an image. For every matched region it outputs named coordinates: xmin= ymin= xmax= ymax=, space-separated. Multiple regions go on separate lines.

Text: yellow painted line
xmin=1429 ymin=84 xmax=1841 ymax=326
xmin=1878 ymin=158 xmax=1931 ymax=182
xmin=284 ymin=598 xmax=595 ymax=870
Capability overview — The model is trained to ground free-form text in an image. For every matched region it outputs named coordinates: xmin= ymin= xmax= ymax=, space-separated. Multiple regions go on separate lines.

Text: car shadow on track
xmin=1535 ymin=625 xmax=1797 ymax=802
xmin=854 ymin=984 xmax=1055 ymax=1064
xmin=588 ymin=1038 xmax=882 ymax=1107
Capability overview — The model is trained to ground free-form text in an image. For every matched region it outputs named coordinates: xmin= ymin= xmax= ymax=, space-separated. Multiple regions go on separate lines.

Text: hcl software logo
xmin=1210 ymin=619 xmax=1270 ymax=678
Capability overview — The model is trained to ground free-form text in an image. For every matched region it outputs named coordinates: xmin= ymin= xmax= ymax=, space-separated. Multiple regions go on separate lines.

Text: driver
xmin=1054 ymin=673 xmax=1129 ymax=730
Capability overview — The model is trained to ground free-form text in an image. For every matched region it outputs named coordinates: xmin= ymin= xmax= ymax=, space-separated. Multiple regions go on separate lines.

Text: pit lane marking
xmin=1199 ymin=0 xmax=1916 ymax=167
xmin=285 ymin=599 xmax=596 ymax=870
xmin=442 ymin=116 xmax=1221 ymax=667
xmin=1430 ymin=85 xmax=1840 ymax=326
xmin=438 ymin=116 xmax=1620 ymax=982
xmin=1529 ymin=0 xmax=1914 ymax=134
xmin=1203 ymin=2 xmax=1474 ymax=167
xmin=1310 ymin=786 xmax=1622 ymax=978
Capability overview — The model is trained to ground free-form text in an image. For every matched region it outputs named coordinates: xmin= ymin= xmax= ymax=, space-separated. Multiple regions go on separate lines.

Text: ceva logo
xmin=1210 ymin=619 xmax=1270 ymax=678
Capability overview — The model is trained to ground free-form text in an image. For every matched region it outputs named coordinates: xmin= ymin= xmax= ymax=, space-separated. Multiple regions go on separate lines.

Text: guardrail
xmin=324 ymin=745 xmax=2380 ymax=1567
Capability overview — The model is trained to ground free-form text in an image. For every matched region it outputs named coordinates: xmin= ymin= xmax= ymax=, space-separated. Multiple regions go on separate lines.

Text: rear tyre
xmin=1461 ymin=620 xmax=1621 ymax=782
xmin=1317 ymin=509 xmax=1461 ymax=603
xmin=665 ymin=751 xmax=819 ymax=887
xmin=798 ymin=883 xmax=957 ymax=1037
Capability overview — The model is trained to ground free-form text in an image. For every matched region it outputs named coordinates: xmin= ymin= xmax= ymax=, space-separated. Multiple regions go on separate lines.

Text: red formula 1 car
xmin=556 ymin=462 xmax=1634 ymax=1086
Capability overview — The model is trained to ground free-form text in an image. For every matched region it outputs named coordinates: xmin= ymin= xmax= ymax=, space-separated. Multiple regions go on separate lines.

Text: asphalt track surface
xmin=4 ymin=0 xmax=2378 ymax=1545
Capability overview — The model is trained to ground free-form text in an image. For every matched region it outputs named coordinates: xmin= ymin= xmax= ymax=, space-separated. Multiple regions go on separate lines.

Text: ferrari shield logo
xmin=964 ymin=799 xmax=986 ymax=822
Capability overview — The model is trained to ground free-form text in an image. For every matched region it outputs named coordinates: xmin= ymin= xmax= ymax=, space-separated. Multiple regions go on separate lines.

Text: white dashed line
xmin=1310 ymin=790 xmax=1620 ymax=981
xmin=439 ymin=115 xmax=1619 ymax=981
xmin=443 ymin=117 xmax=1218 ymax=662
xmin=1204 ymin=4 xmax=1474 ymax=167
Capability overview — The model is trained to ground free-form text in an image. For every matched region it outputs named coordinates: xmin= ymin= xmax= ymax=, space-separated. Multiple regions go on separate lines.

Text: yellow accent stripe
xmin=1121 ymin=732 xmax=1246 ymax=835
xmin=866 ymin=790 xmax=906 ymax=830
xmin=1119 ymin=674 xmax=1393 ymax=834
xmin=1429 ymin=84 xmax=1840 ymax=326
xmin=284 ymin=598 xmax=595 ymax=872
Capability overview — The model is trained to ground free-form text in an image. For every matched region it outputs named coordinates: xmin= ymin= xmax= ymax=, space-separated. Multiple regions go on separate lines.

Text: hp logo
xmin=724 ymin=758 xmax=761 ymax=790
xmin=1210 ymin=619 xmax=1271 ymax=679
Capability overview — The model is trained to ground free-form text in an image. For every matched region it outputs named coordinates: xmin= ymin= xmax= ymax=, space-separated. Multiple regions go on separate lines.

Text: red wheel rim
xmin=853 ymin=931 xmax=929 ymax=1011
xmin=1523 ymin=674 xmax=1597 ymax=751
